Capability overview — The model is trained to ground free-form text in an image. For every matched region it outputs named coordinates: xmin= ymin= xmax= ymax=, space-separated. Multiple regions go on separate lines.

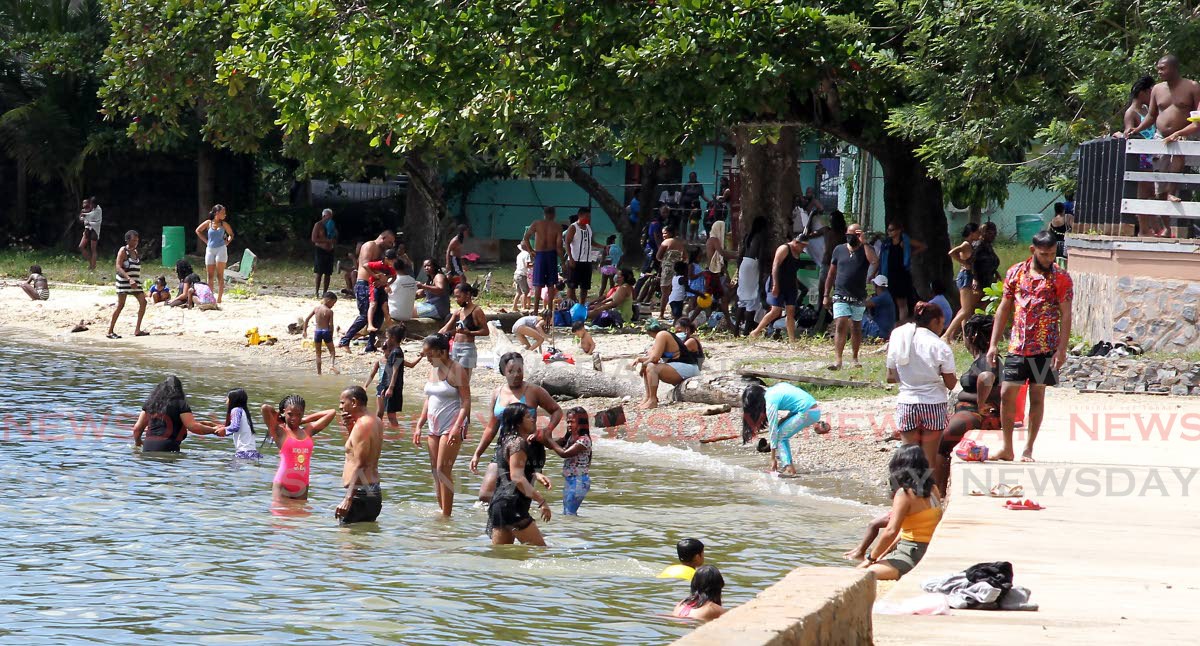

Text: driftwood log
xmin=672 ymin=373 xmax=765 ymax=407
xmin=526 ymin=362 xmax=646 ymax=399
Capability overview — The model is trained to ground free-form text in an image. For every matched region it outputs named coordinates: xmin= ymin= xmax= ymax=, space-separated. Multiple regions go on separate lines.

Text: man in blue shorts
xmin=824 ymin=223 xmax=877 ymax=370
xmin=522 ymin=206 xmax=564 ymax=327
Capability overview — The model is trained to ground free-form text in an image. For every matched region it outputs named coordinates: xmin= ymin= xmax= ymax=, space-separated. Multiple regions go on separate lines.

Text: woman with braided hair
xmin=938 ymin=314 xmax=1000 ymax=492
xmin=261 ymin=394 xmax=338 ymax=499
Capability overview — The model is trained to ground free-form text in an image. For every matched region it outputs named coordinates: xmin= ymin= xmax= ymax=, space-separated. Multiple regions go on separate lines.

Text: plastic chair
xmin=225 ymin=249 xmax=257 ymax=282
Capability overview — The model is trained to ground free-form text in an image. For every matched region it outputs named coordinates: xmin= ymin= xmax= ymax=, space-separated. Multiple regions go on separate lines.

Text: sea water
xmin=0 ymin=333 xmax=879 ymax=644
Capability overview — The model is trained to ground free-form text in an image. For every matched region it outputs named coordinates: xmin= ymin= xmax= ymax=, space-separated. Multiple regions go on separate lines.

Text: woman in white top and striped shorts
xmin=886 ymin=302 xmax=957 ymax=473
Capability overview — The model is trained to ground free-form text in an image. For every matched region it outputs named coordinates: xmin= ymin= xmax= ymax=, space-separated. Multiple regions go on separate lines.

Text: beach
xmin=0 ymin=279 xmax=898 ymax=497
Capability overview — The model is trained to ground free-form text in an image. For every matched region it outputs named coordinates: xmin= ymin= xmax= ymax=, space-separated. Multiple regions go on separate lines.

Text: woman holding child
xmin=132 ymin=376 xmax=220 ymax=452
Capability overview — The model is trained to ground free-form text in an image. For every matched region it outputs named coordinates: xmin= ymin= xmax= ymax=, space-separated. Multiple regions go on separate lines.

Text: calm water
xmin=0 ymin=332 xmax=879 ymax=645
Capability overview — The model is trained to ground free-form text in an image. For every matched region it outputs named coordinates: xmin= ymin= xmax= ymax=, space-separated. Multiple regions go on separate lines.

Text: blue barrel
xmin=1015 ymin=214 xmax=1045 ymax=243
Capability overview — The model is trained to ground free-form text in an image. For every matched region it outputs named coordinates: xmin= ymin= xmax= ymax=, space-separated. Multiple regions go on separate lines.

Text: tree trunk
xmin=197 ymin=141 xmax=216 ymax=253
xmin=875 ymin=146 xmax=951 ymax=301
xmin=403 ymin=152 xmax=448 ymax=264
xmin=564 ymin=162 xmax=637 ymax=253
xmin=733 ymin=125 xmax=800 ymax=267
xmin=673 ymin=373 xmax=764 ymax=407
xmin=968 ymin=203 xmax=982 ymax=226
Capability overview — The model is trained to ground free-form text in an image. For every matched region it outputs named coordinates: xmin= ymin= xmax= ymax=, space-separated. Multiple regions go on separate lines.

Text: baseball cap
xmin=872 ymin=275 xmax=889 ymax=288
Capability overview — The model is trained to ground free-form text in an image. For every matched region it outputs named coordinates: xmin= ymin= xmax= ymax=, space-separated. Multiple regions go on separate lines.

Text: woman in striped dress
xmin=107 ymin=230 xmax=148 ymax=339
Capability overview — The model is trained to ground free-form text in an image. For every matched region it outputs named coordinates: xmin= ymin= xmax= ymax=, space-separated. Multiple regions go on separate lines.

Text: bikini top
xmin=457 ymin=305 xmax=483 ymax=331
xmin=492 ymin=389 xmax=538 ymax=422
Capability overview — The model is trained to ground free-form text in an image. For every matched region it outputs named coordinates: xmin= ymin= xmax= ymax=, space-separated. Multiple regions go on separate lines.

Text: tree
xmin=0 ymin=0 xmax=113 ymax=241
xmin=100 ymin=0 xmax=273 ymax=236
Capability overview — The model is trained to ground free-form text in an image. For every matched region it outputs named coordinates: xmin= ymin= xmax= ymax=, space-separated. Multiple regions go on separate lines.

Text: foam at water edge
xmin=593 ymin=437 xmax=869 ymax=508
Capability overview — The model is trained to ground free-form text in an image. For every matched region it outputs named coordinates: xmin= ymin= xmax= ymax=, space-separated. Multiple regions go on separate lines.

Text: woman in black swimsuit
xmin=132 ymin=375 xmax=220 ymax=452
xmin=488 ymin=402 xmax=552 ymax=545
xmin=439 ymin=282 xmax=489 ymax=377
xmin=939 ymin=315 xmax=1000 ymax=492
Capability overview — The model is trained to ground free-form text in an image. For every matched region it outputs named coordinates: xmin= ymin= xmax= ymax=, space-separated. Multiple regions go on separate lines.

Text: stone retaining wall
xmin=1059 ymin=355 xmax=1200 ymax=396
xmin=672 ymin=567 xmax=874 ymax=646
xmin=1071 ymin=271 xmax=1200 ymax=353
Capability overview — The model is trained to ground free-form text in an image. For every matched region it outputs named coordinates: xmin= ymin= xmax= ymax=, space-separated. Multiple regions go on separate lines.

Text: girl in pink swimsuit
xmin=261 ymin=395 xmax=337 ymax=499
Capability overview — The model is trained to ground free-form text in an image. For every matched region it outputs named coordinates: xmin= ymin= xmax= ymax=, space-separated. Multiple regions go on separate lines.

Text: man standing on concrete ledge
xmin=987 ymin=230 xmax=1073 ymax=463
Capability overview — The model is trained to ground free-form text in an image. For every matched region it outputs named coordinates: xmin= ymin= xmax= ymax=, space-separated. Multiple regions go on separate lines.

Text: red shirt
xmin=1003 ymin=259 xmax=1073 ymax=356
xmin=366 ymin=260 xmax=397 ymax=302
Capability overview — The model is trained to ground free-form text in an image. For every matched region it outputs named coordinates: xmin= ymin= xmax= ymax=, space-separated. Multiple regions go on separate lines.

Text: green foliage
xmin=975 ymin=279 xmax=1005 ymax=316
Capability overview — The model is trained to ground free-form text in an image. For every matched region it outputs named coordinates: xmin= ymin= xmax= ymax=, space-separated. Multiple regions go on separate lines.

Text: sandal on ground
xmin=135 ymin=330 xmax=150 ymax=337
xmin=989 ymin=484 xmax=1023 ymax=498
xmin=1004 ymin=499 xmax=1044 ymax=510
xmin=106 ymin=333 xmax=121 ymax=339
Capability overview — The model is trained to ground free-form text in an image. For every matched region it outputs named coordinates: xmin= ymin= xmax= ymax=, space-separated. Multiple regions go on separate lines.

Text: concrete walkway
xmin=875 ymin=391 xmax=1200 ymax=644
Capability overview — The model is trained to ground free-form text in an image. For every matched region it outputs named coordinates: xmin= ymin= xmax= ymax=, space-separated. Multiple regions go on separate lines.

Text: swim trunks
xmin=531 ymin=250 xmax=559 ymax=288
xmin=339 ymin=484 xmax=383 ymax=525
xmin=314 ymin=329 xmax=333 ymax=344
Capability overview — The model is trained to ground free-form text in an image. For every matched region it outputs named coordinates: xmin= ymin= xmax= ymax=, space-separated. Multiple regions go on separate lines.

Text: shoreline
xmin=0 ymin=281 xmax=897 ymax=499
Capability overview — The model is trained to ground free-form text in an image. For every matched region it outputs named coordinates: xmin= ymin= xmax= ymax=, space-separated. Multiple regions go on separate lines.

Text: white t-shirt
xmin=669 ymin=275 xmax=687 ymax=303
xmin=226 ymin=408 xmax=256 ymax=454
xmin=515 ymin=315 xmax=540 ymax=329
xmin=515 ymin=249 xmax=531 ymax=277
xmin=886 ymin=326 xmax=956 ymax=404
xmin=83 ymin=206 xmax=103 ymax=236
xmin=807 ymin=233 xmax=827 ymax=268
xmin=791 ymin=206 xmax=808 ymax=235
xmin=388 ymin=274 xmax=418 ymax=320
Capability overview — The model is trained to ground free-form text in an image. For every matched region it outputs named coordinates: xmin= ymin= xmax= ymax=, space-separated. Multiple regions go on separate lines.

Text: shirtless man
xmin=522 ymin=207 xmax=563 ymax=326
xmin=1114 ymin=76 xmax=1167 ymax=236
xmin=445 ymin=224 xmax=469 ymax=286
xmin=334 ymin=386 xmax=384 ymax=525
xmin=311 ymin=209 xmax=337 ymax=297
xmin=1126 ymin=55 xmax=1200 ymax=204
xmin=338 ymin=230 xmax=396 ymax=351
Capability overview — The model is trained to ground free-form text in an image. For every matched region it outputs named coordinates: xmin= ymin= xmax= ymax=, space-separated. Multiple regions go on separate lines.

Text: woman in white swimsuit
xmin=413 ymin=333 xmax=470 ymax=517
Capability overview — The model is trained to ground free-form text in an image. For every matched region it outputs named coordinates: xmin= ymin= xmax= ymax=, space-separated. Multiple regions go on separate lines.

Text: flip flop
xmin=106 ymin=333 xmax=121 ymax=339
xmin=1004 ymin=499 xmax=1044 ymax=510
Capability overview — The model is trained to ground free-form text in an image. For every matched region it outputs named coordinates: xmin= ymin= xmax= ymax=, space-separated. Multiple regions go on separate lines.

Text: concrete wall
xmin=1067 ymin=236 xmax=1200 ymax=350
xmin=672 ymin=567 xmax=874 ymax=646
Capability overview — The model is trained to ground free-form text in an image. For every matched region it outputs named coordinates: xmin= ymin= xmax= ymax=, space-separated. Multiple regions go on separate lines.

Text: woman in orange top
xmin=860 ymin=444 xmax=943 ymax=580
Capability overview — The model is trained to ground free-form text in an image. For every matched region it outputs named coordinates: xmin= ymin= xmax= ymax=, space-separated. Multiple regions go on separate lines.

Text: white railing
xmin=1123 ymin=139 xmax=1200 ymax=219
xmin=310 ymin=178 xmax=407 ymax=202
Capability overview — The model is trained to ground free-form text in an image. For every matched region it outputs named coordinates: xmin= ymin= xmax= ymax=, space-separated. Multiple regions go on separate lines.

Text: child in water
xmin=302 ymin=291 xmax=338 ymax=375
xmin=214 ymin=388 xmax=262 ymax=460
xmin=548 ymin=406 xmax=593 ymax=515
xmin=659 ymin=537 xmax=705 ymax=581
xmin=364 ymin=324 xmax=422 ymax=426
xmin=21 ymin=265 xmax=49 ymax=301
xmin=672 ymin=565 xmax=726 ymax=621
xmin=261 ymin=395 xmax=337 ymax=499
xmin=149 ymin=276 xmax=171 ymax=304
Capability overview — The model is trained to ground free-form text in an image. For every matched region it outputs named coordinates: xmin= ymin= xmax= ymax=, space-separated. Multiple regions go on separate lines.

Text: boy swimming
xmin=658 ymin=537 xmax=705 ymax=581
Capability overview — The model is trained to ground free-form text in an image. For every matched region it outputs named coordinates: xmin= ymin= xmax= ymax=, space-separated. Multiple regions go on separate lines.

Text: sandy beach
xmin=0 ymin=279 xmax=898 ymax=493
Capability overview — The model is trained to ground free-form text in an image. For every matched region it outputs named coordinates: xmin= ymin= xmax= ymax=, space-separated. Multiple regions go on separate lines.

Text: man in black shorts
xmin=986 ymin=230 xmax=1073 ymax=463
xmin=564 ymin=207 xmax=602 ymax=304
xmin=335 ymin=386 xmax=384 ymax=525
xmin=311 ymin=209 xmax=337 ymax=297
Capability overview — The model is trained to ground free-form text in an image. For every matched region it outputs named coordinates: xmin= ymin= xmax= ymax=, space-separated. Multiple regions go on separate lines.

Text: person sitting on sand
xmin=512 ymin=314 xmax=548 ymax=353
xmin=302 ymin=291 xmax=339 ymax=375
xmin=21 ymin=265 xmax=49 ymax=301
xmin=659 ymin=538 xmax=704 ymax=581
xmin=741 ymin=383 xmax=831 ymax=476
xmin=571 ymin=321 xmax=596 ymax=355
xmin=859 ymin=444 xmax=942 ymax=580
xmin=181 ymin=273 xmax=219 ymax=310
xmin=588 ymin=268 xmax=635 ymax=325
xmin=672 ymin=565 xmax=726 ymax=621
xmin=148 ymin=276 xmax=171 ymax=304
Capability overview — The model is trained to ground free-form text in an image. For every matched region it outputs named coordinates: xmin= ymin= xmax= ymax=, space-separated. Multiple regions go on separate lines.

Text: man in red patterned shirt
xmin=987 ymin=230 xmax=1073 ymax=462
